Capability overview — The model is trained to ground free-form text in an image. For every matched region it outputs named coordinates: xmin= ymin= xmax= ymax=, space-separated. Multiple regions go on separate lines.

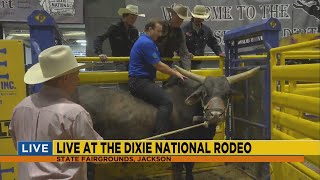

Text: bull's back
xmin=74 ymin=85 xmax=157 ymax=139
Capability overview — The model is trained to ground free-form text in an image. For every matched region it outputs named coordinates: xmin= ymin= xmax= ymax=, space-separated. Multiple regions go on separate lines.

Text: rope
xmin=141 ymin=121 xmax=208 ymax=140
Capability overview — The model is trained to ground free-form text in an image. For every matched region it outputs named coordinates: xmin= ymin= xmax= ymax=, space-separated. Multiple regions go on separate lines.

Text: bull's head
xmin=175 ymin=65 xmax=260 ymax=125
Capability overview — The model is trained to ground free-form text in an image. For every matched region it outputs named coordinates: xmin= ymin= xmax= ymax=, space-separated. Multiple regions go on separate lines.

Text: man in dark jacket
xmin=156 ymin=4 xmax=192 ymax=71
xmin=93 ymin=4 xmax=145 ymax=90
xmin=182 ymin=5 xmax=225 ymax=69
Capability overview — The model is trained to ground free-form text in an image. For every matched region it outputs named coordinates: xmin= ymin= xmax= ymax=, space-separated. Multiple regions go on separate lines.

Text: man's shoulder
xmin=107 ymin=20 xmax=123 ymax=31
xmin=13 ymin=95 xmax=33 ymax=110
xmin=58 ymin=99 xmax=87 ymax=116
xmin=202 ymin=24 xmax=212 ymax=32
xmin=182 ymin=22 xmax=192 ymax=32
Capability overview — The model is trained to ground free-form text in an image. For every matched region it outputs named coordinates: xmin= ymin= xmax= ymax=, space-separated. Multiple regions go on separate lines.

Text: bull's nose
xmin=211 ymin=111 xmax=222 ymax=119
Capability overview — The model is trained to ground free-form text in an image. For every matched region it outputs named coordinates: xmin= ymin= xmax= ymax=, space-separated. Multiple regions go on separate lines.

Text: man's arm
xmin=153 ymin=61 xmax=183 ymax=78
xmin=207 ymin=28 xmax=223 ymax=56
xmin=72 ymin=111 xmax=103 ymax=140
xmin=9 ymin=111 xmax=17 ymax=150
xmin=177 ymin=30 xmax=192 ymax=71
xmin=93 ymin=26 xmax=114 ymax=55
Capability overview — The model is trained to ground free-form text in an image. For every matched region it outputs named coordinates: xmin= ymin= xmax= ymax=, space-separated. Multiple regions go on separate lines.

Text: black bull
xmin=72 ymin=66 xmax=260 ymax=179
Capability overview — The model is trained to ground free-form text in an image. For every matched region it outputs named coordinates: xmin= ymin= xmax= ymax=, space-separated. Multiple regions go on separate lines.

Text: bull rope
xmin=141 ymin=121 xmax=208 ymax=140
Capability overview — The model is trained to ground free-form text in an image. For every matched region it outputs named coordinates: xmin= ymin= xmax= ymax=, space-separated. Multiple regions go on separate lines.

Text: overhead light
xmin=80 ymin=43 xmax=86 ymax=46
xmin=76 ymin=40 xmax=86 ymax=43
xmin=9 ymin=33 xmax=30 ymax=37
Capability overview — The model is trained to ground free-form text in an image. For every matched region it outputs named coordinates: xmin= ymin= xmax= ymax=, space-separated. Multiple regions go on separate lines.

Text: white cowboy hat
xmin=191 ymin=5 xmax=210 ymax=19
xmin=24 ymin=45 xmax=91 ymax=85
xmin=118 ymin=4 xmax=145 ymax=17
xmin=166 ymin=4 xmax=191 ymax=21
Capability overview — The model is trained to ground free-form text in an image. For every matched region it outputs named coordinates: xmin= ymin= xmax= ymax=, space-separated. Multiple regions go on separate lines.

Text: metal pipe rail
xmin=79 ymin=69 xmax=224 ymax=84
xmin=272 ymin=128 xmax=320 ymax=168
xmin=272 ymin=92 xmax=320 ymax=116
xmin=284 ymin=83 xmax=320 ymax=89
xmin=287 ymin=87 xmax=320 ymax=98
xmin=270 ymin=39 xmax=320 ymax=54
xmin=272 ymin=110 xmax=319 ymax=139
xmin=76 ymin=56 xmax=225 ymax=84
xmin=76 ymin=55 xmax=223 ymax=62
xmin=272 ymin=64 xmax=320 ymax=82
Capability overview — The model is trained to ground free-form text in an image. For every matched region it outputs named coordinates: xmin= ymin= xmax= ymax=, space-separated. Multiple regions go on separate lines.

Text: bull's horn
xmin=227 ymin=66 xmax=260 ymax=84
xmin=175 ymin=65 xmax=205 ymax=84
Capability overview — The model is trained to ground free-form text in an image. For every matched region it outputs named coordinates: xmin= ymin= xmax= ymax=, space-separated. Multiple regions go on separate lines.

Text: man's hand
xmin=219 ymin=52 xmax=225 ymax=57
xmin=98 ymin=54 xmax=108 ymax=62
xmin=175 ymin=71 xmax=188 ymax=81
xmin=188 ymin=53 xmax=194 ymax=59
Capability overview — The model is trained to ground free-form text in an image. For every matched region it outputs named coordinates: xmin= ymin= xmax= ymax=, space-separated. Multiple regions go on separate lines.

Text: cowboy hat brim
xmin=191 ymin=12 xmax=210 ymax=19
xmin=166 ymin=7 xmax=191 ymax=21
xmin=118 ymin=8 xmax=145 ymax=17
xmin=24 ymin=62 xmax=92 ymax=85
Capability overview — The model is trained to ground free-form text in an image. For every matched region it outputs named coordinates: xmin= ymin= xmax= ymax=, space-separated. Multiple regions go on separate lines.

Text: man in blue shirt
xmin=128 ymin=20 xmax=187 ymax=137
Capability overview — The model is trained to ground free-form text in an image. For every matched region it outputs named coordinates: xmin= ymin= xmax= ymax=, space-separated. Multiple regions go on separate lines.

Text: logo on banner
xmin=269 ymin=21 xmax=278 ymax=29
xmin=39 ymin=0 xmax=76 ymax=16
xmin=34 ymin=13 xmax=47 ymax=23
xmin=293 ymin=0 xmax=320 ymax=20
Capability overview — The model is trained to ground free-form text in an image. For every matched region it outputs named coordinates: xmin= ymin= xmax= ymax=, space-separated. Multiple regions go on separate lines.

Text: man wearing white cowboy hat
xmin=182 ymin=5 xmax=225 ymax=69
xmin=156 ymin=4 xmax=192 ymax=72
xmin=93 ymin=4 xmax=145 ymax=90
xmin=9 ymin=45 xmax=102 ymax=180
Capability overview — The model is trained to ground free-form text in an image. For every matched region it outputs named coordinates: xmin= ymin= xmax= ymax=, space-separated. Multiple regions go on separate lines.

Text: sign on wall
xmin=0 ymin=0 xmax=83 ymax=23
xmin=126 ymin=0 xmax=319 ymax=50
xmin=0 ymin=40 xmax=27 ymax=180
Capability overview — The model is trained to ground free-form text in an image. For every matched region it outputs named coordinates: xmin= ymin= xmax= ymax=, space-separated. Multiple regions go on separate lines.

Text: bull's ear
xmin=185 ymin=87 xmax=206 ymax=105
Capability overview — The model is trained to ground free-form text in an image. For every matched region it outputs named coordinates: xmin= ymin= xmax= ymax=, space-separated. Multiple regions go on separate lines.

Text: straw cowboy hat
xmin=191 ymin=5 xmax=210 ymax=19
xmin=166 ymin=4 xmax=191 ymax=20
xmin=118 ymin=4 xmax=145 ymax=17
xmin=24 ymin=45 xmax=91 ymax=85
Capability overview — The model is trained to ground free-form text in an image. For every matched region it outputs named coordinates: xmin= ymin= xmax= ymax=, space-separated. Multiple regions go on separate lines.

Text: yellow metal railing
xmin=76 ymin=56 xmax=225 ymax=84
xmin=270 ymin=39 xmax=320 ymax=180
xmin=79 ymin=69 xmax=224 ymax=84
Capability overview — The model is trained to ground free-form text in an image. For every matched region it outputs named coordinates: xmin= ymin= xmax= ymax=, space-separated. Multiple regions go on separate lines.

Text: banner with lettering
xmin=0 ymin=40 xmax=26 ymax=180
xmin=0 ymin=0 xmax=83 ymax=23
xmin=126 ymin=0 xmax=319 ymax=50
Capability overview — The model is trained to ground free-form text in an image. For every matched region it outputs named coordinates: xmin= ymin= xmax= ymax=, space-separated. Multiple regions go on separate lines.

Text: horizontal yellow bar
xmin=79 ymin=69 xmax=223 ymax=84
xmin=291 ymin=87 xmax=320 ymax=98
xmin=239 ymin=55 xmax=267 ymax=59
xmin=289 ymin=162 xmax=320 ymax=180
xmin=284 ymin=83 xmax=320 ymax=89
xmin=282 ymin=51 xmax=320 ymax=56
xmin=271 ymin=39 xmax=320 ymax=53
xmin=272 ymin=128 xmax=295 ymax=140
xmin=272 ymin=64 xmax=320 ymax=82
xmin=284 ymin=55 xmax=320 ymax=60
xmin=272 ymin=129 xmax=320 ymax=167
xmin=76 ymin=56 xmax=222 ymax=62
xmin=272 ymin=110 xmax=320 ymax=139
xmin=272 ymin=91 xmax=320 ymax=115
